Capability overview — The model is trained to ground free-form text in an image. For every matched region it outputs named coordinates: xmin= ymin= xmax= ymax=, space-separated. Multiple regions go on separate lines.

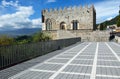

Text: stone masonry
xmin=42 ymin=5 xmax=96 ymax=31
xmin=41 ymin=5 xmax=110 ymax=42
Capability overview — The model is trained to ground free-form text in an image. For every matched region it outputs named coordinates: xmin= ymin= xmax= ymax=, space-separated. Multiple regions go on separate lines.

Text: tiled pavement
xmin=6 ymin=42 xmax=120 ymax=79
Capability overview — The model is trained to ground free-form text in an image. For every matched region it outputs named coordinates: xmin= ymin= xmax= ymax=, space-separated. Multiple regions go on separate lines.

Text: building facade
xmin=41 ymin=5 xmax=96 ymax=31
xmin=41 ymin=5 xmax=109 ymax=42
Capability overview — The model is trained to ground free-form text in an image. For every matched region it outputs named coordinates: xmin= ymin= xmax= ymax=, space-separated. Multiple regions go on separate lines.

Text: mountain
xmin=0 ymin=28 xmax=42 ymax=36
xmin=98 ymin=15 xmax=119 ymax=26
xmin=96 ymin=15 xmax=119 ymax=30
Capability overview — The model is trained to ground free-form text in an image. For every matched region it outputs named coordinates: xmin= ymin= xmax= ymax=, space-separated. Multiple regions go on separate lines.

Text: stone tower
xmin=42 ymin=5 xmax=96 ymax=31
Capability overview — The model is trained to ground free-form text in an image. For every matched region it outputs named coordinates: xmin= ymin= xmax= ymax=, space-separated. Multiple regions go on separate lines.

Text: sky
xmin=0 ymin=0 xmax=120 ymax=31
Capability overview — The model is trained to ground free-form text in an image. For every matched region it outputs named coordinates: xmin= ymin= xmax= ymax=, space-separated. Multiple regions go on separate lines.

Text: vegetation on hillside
xmin=15 ymin=35 xmax=32 ymax=44
xmin=117 ymin=15 xmax=120 ymax=27
xmin=99 ymin=21 xmax=108 ymax=30
xmin=0 ymin=35 xmax=14 ymax=46
xmin=101 ymin=15 xmax=118 ymax=26
xmin=0 ymin=32 xmax=52 ymax=46
xmin=98 ymin=15 xmax=119 ymax=30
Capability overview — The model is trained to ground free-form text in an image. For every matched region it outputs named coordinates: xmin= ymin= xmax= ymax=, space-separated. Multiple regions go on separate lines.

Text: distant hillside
xmin=0 ymin=28 xmax=42 ymax=36
xmin=97 ymin=15 xmax=119 ymax=30
xmin=98 ymin=15 xmax=119 ymax=26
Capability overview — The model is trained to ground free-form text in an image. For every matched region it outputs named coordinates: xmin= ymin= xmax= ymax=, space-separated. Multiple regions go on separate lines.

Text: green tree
xmin=16 ymin=39 xmax=30 ymax=44
xmin=0 ymin=35 xmax=14 ymax=46
xmin=117 ymin=15 xmax=120 ymax=27
xmin=103 ymin=22 xmax=107 ymax=30
xmin=100 ymin=23 xmax=104 ymax=30
xmin=15 ymin=35 xmax=32 ymax=44
xmin=32 ymin=32 xmax=51 ymax=42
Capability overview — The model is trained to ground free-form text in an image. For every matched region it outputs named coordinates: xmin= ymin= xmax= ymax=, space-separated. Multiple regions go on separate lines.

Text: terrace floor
xmin=1 ymin=42 xmax=120 ymax=79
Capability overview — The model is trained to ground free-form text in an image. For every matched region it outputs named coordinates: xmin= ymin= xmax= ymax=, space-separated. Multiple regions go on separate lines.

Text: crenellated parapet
xmin=42 ymin=5 xmax=95 ymax=15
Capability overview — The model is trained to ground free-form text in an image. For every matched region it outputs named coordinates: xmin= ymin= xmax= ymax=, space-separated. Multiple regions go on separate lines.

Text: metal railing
xmin=0 ymin=37 xmax=80 ymax=69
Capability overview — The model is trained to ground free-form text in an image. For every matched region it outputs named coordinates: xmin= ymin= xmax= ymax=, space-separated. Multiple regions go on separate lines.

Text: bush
xmin=15 ymin=35 xmax=32 ymax=44
xmin=100 ymin=23 xmax=104 ymax=30
xmin=0 ymin=32 xmax=52 ymax=46
xmin=0 ymin=35 xmax=14 ymax=46
xmin=32 ymin=32 xmax=51 ymax=42
xmin=16 ymin=39 xmax=30 ymax=44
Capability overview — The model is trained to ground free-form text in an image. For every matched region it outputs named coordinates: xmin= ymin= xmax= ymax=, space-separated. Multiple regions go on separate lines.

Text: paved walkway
xmin=8 ymin=42 xmax=120 ymax=79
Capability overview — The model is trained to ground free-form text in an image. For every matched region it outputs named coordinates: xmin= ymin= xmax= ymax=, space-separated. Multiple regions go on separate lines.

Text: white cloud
xmin=32 ymin=18 xmax=42 ymax=28
xmin=0 ymin=0 xmax=41 ymax=31
xmin=0 ymin=0 xmax=19 ymax=15
xmin=0 ymin=6 xmax=34 ymax=29
xmin=47 ymin=0 xmax=56 ymax=3
xmin=94 ymin=0 xmax=120 ymax=23
xmin=106 ymin=17 xmax=113 ymax=21
xmin=2 ymin=0 xmax=19 ymax=7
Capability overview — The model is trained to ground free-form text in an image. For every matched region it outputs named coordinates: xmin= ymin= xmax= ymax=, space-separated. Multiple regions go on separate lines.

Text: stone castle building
xmin=41 ymin=5 xmax=110 ymax=42
xmin=42 ymin=5 xmax=96 ymax=31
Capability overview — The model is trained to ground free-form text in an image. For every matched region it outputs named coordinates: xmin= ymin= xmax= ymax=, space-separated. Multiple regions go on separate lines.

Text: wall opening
xmin=46 ymin=19 xmax=52 ymax=30
xmin=60 ymin=22 xmax=66 ymax=30
xmin=109 ymin=35 xmax=115 ymax=41
xmin=72 ymin=20 xmax=79 ymax=30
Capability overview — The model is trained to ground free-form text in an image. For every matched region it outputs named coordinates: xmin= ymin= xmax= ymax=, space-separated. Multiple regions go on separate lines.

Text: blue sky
xmin=0 ymin=0 xmax=120 ymax=31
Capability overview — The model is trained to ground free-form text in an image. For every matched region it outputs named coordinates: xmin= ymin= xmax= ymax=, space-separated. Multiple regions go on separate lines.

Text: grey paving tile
xmin=76 ymin=56 xmax=94 ymax=59
xmin=97 ymin=60 xmax=120 ymax=66
xmin=13 ymin=71 xmax=53 ymax=79
xmin=63 ymin=65 xmax=92 ymax=73
xmin=97 ymin=55 xmax=114 ymax=57
xmin=96 ymin=76 xmax=120 ymax=79
xmin=98 ymin=53 xmax=113 ymax=55
xmin=71 ymin=60 xmax=93 ymax=65
xmin=63 ymin=52 xmax=77 ymax=55
xmin=56 ymin=55 xmax=74 ymax=58
xmin=97 ymin=57 xmax=117 ymax=60
xmin=96 ymin=67 xmax=120 ymax=76
xmin=34 ymin=63 xmax=63 ymax=71
xmin=47 ymin=58 xmax=70 ymax=63
xmin=55 ymin=73 xmax=90 ymax=79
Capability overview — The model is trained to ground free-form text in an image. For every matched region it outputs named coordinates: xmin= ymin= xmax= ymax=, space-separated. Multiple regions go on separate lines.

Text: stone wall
xmin=68 ymin=30 xmax=110 ymax=42
xmin=43 ymin=30 xmax=110 ymax=42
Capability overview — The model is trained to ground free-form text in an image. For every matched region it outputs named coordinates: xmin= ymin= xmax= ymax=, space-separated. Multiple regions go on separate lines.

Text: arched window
xmin=46 ymin=19 xmax=52 ymax=30
xmin=72 ymin=20 xmax=79 ymax=30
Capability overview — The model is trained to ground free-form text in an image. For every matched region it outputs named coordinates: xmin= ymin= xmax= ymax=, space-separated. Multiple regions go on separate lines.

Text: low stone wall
xmin=43 ymin=30 xmax=110 ymax=42
xmin=65 ymin=30 xmax=110 ymax=42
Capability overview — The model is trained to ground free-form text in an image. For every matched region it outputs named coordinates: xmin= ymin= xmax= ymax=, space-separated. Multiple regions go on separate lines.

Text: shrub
xmin=32 ymin=32 xmax=51 ymax=42
xmin=15 ymin=35 xmax=32 ymax=44
xmin=0 ymin=35 xmax=14 ymax=46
